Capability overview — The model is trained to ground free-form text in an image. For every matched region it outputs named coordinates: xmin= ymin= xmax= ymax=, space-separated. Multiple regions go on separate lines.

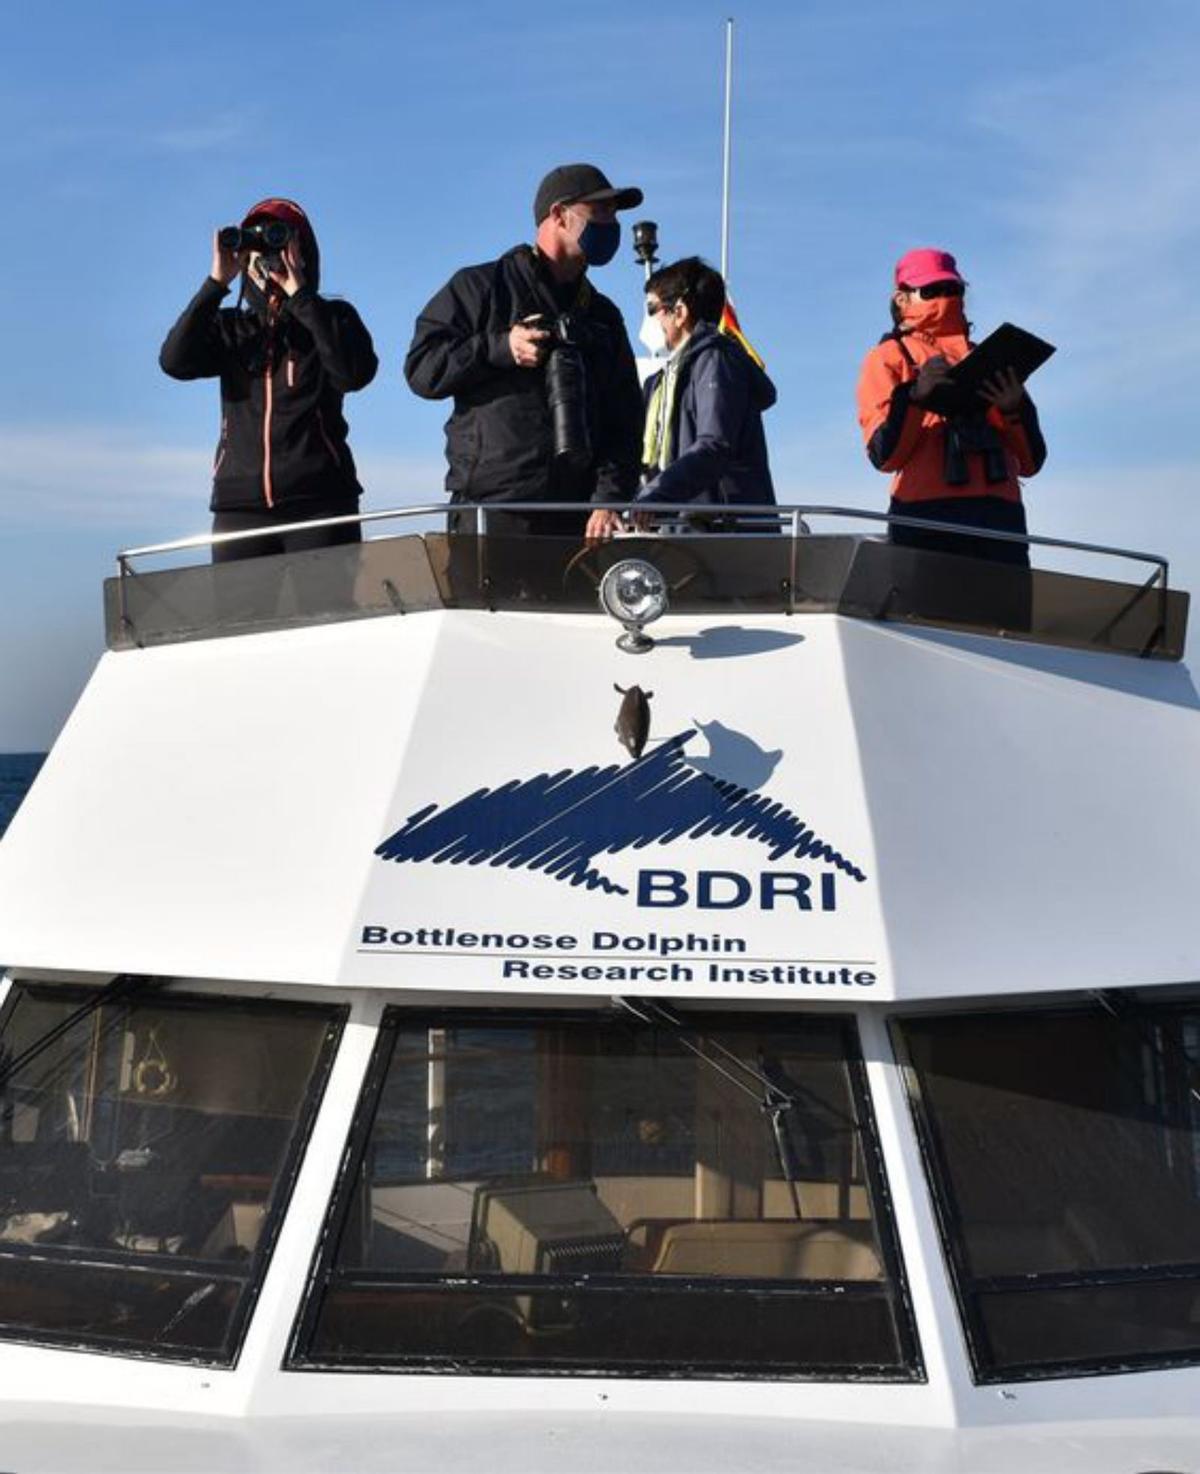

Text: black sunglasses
xmin=901 ymin=280 xmax=965 ymax=300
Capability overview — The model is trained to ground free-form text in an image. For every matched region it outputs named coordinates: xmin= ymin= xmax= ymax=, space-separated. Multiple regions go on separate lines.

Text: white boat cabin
xmin=0 ymin=507 xmax=1197 ymax=1472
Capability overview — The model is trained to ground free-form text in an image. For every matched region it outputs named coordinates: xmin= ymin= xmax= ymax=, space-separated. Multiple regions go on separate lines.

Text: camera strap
xmin=885 ymin=329 xmax=918 ymax=375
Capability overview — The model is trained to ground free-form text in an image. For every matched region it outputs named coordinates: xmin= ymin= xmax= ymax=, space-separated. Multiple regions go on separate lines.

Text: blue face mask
xmin=578 ymin=218 xmax=620 ymax=267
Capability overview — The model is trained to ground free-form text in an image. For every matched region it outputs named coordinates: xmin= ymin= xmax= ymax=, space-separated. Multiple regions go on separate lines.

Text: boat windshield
xmin=106 ymin=522 xmax=1187 ymax=661
xmin=291 ymin=1008 xmax=921 ymax=1379
xmin=899 ymin=998 xmax=1200 ymax=1381
xmin=0 ymin=982 xmax=341 ymax=1363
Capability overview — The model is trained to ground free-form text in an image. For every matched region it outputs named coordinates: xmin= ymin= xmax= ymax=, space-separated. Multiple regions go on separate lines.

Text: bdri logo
xmin=374 ymin=727 xmax=867 ymax=902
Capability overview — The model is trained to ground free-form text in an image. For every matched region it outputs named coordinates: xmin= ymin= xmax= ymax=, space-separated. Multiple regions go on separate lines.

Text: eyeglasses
xmin=646 ymin=300 xmax=677 ymax=317
xmin=901 ymin=280 xmax=966 ymax=300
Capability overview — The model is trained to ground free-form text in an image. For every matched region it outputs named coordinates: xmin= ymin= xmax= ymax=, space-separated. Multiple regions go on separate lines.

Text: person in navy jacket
xmin=591 ymin=256 xmax=775 ymax=540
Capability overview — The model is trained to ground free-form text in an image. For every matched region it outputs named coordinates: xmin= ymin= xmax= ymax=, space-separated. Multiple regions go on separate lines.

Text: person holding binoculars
xmin=160 ymin=197 xmax=378 ymax=562
xmin=404 ymin=163 xmax=644 ymax=540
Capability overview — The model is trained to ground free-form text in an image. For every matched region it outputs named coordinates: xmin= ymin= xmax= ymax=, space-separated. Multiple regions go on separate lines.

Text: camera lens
xmin=546 ymin=336 xmax=591 ymax=468
xmin=260 ymin=221 xmax=291 ymax=250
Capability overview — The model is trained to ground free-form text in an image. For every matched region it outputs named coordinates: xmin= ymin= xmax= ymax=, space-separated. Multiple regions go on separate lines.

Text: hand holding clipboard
xmin=919 ymin=323 xmax=1055 ymax=417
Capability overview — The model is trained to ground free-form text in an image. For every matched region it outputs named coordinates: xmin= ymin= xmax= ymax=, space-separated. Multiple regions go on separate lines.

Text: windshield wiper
xmin=0 ymin=974 xmax=165 ymax=1095
xmin=613 ymin=995 xmax=807 ymax=1217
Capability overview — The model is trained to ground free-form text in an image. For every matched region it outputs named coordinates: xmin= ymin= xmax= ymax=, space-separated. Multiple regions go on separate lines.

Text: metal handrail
xmin=116 ymin=505 xmax=449 ymax=573
xmin=115 ymin=501 xmax=1170 ymax=591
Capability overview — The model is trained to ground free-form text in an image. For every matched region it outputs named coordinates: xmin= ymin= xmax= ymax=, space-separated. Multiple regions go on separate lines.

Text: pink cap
xmin=894 ymin=247 xmax=964 ymax=289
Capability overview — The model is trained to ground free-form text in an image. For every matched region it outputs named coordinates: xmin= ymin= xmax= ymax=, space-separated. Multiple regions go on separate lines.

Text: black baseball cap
xmin=533 ymin=164 xmax=643 ymax=225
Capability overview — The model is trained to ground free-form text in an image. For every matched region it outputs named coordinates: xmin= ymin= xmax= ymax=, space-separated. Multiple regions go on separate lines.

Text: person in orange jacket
xmin=856 ymin=248 xmax=1046 ymax=566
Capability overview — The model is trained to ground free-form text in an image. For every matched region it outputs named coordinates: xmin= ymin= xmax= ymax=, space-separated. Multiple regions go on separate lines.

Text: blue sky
xmin=2 ymin=0 xmax=1199 ymax=747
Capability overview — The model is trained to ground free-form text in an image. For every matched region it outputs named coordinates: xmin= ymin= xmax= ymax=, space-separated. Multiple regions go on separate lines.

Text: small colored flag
xmin=718 ymin=298 xmax=765 ymax=369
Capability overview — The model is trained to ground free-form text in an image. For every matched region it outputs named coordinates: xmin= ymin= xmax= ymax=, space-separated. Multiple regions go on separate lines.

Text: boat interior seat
xmin=639 ymin=1218 xmax=883 ymax=1280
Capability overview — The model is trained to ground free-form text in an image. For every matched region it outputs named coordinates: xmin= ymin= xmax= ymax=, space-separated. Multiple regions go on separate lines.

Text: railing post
xmin=116 ymin=554 xmax=130 ymax=643
xmin=475 ymin=504 xmax=490 ymax=608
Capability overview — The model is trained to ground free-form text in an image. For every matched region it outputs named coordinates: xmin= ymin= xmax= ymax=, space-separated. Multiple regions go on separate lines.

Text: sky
xmin=2 ymin=0 xmax=1199 ymax=748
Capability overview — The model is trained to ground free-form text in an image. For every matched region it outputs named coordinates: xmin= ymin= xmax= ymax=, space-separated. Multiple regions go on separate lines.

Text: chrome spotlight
xmin=599 ymin=558 xmax=669 ymax=653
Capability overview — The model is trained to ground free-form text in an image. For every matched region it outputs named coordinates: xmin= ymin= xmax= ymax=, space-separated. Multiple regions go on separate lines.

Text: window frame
xmin=0 ymin=981 xmax=346 ymax=1367
xmin=894 ymin=995 xmax=1200 ymax=1384
xmin=288 ymin=1005 xmax=924 ymax=1382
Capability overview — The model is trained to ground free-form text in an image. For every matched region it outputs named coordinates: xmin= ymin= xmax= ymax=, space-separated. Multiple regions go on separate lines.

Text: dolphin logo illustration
xmin=374 ymin=729 xmax=866 ymax=896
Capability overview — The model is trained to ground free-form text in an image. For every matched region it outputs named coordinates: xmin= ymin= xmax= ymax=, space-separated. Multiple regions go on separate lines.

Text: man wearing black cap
xmin=405 ymin=163 xmax=644 ymax=539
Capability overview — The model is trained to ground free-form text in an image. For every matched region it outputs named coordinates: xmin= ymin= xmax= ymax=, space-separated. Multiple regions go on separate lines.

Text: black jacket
xmin=404 ymin=245 xmax=642 ymax=507
xmin=637 ymin=323 xmax=776 ymax=507
xmin=160 ymin=277 xmax=377 ymax=515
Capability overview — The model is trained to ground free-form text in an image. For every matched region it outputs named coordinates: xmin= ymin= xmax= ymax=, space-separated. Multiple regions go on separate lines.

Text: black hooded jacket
xmin=404 ymin=244 xmax=643 ymax=508
xmin=159 ymin=221 xmax=377 ymax=515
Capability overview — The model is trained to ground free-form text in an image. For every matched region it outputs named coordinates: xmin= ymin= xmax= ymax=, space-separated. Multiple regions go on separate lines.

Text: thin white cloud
xmin=0 ymin=117 xmax=250 ymax=164
xmin=970 ymin=50 xmax=1200 ymax=381
xmin=151 ymin=120 xmax=246 ymax=154
xmin=0 ymin=427 xmax=205 ymax=526
xmin=0 ymin=426 xmax=447 ymax=531
xmin=975 ymin=64 xmax=1200 ymax=281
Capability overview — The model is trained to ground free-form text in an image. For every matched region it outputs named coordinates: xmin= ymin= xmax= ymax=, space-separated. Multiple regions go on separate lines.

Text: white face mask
xmin=639 ymin=312 xmax=668 ymax=356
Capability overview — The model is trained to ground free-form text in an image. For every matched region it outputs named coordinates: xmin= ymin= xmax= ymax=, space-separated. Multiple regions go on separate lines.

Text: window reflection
xmin=901 ymin=1001 xmax=1200 ymax=1380
xmin=0 ymin=984 xmax=339 ymax=1361
xmin=297 ymin=1012 xmax=918 ymax=1377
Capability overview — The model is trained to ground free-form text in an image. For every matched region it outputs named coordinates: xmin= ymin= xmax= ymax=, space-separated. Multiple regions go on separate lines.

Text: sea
xmin=0 ymin=754 xmax=46 ymax=838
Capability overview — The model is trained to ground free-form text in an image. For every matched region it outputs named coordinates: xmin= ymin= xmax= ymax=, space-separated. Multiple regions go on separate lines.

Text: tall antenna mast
xmin=720 ymin=16 xmax=734 ymax=287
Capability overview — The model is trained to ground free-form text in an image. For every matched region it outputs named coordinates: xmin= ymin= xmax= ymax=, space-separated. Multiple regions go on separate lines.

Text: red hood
xmin=241 ymin=197 xmax=320 ymax=294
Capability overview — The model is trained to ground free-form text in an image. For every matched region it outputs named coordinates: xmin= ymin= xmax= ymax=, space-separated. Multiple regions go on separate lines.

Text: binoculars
xmin=217 ymin=220 xmax=293 ymax=254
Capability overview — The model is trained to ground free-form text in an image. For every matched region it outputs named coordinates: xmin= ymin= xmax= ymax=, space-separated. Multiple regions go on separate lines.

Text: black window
xmin=899 ymin=1000 xmax=1200 ymax=1381
xmin=291 ymin=1009 xmax=920 ymax=1379
xmin=0 ymin=981 xmax=342 ymax=1363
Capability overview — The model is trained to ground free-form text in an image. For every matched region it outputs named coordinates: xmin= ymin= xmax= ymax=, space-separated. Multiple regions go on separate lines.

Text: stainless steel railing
xmin=115 ymin=501 xmax=1171 ymax=591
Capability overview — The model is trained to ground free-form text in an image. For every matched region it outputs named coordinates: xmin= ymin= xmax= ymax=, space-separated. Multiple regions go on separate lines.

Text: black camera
xmin=217 ymin=220 xmax=293 ymax=255
xmin=541 ymin=314 xmax=591 ymax=469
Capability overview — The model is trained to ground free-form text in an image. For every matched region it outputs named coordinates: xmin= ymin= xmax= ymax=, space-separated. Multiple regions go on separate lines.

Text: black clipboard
xmin=926 ymin=323 xmax=1055 ymax=417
